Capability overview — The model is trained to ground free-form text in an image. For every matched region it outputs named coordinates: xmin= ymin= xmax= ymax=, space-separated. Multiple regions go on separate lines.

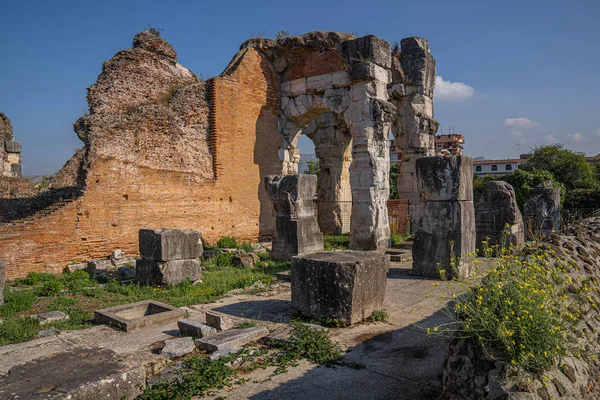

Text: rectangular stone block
xmin=178 ymin=319 xmax=217 ymax=338
xmin=350 ymin=62 xmax=392 ymax=83
xmin=205 ymin=310 xmax=236 ymax=331
xmin=139 ymin=228 xmax=203 ymax=261
xmin=195 ymin=327 xmax=269 ymax=353
xmin=94 ymin=300 xmax=184 ymax=332
xmin=416 ymin=155 xmax=473 ymax=202
xmin=271 ymin=217 xmax=324 ymax=260
xmin=4 ymin=140 xmax=21 ymax=153
xmin=135 ymin=258 xmax=202 ymax=285
xmin=412 ymin=201 xmax=475 ymax=279
xmin=291 ymin=251 xmax=389 ymax=324
xmin=342 ymin=35 xmax=392 ymax=69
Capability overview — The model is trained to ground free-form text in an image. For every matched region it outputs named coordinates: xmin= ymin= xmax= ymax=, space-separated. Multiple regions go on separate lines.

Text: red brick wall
xmin=0 ymin=48 xmax=283 ymax=280
xmin=388 ymin=199 xmax=409 ymax=235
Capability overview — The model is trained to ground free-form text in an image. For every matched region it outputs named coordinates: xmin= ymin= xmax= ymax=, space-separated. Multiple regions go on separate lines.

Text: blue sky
xmin=1 ymin=0 xmax=599 ymax=175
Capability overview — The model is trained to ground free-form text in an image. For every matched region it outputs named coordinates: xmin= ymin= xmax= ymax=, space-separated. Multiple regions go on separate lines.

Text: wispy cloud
xmin=435 ymin=76 xmax=475 ymax=101
xmin=567 ymin=132 xmax=589 ymax=144
xmin=596 ymin=128 xmax=600 ymax=137
xmin=504 ymin=117 xmax=539 ymax=130
xmin=545 ymin=134 xmax=558 ymax=143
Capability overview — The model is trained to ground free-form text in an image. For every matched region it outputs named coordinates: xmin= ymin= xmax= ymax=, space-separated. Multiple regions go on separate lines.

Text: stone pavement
xmin=0 ymin=260 xmax=467 ymax=399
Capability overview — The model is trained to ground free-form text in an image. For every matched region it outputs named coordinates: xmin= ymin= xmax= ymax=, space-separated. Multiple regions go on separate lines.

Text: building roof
xmin=473 ymin=159 xmax=520 ymax=165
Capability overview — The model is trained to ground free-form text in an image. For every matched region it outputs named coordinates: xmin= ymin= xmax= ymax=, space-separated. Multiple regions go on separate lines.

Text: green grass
xmin=140 ymin=322 xmax=348 ymax=399
xmin=391 ymin=232 xmax=410 ymax=246
xmin=324 ymin=234 xmax=349 ymax=251
xmin=369 ymin=310 xmax=389 ymax=322
xmin=0 ymin=257 xmax=291 ymax=346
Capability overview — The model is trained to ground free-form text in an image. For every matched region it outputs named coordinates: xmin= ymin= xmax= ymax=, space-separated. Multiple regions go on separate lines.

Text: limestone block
xmin=205 ymin=310 xmax=236 ymax=331
xmin=399 ymin=37 xmax=436 ymax=91
xmin=412 ymin=201 xmax=475 ymax=279
xmin=342 ymin=35 xmax=392 ymax=69
xmin=195 ymin=327 xmax=269 ymax=353
xmin=264 ymin=175 xmax=318 ymax=219
xmin=178 ymin=319 xmax=217 ymax=338
xmin=416 ymin=155 xmax=473 ymax=202
xmin=31 ymin=311 xmax=70 ymax=325
xmin=139 ymin=228 xmax=203 ymax=261
xmin=350 ymin=62 xmax=392 ymax=83
xmin=330 ymin=71 xmax=351 ymax=88
xmin=86 ymin=259 xmax=114 ymax=273
xmin=118 ymin=266 xmax=136 ymax=280
xmin=135 ymin=258 xmax=202 ymax=285
xmin=291 ymin=251 xmax=388 ymax=325
xmin=289 ymin=78 xmax=307 ymax=97
xmin=523 ymin=187 xmax=561 ymax=239
xmin=0 ymin=259 xmax=4 ymax=306
xmin=306 ymin=73 xmax=333 ymax=93
xmin=280 ymin=81 xmax=292 ymax=96
xmin=271 ymin=217 xmax=324 ymax=260
xmin=475 ymin=181 xmax=524 ymax=249
xmin=10 ymin=163 xmax=21 ymax=178
xmin=66 ymin=263 xmax=87 ymax=273
xmin=161 ymin=337 xmax=195 ymax=359
xmin=232 ymin=253 xmax=259 ymax=268
xmin=4 ymin=140 xmax=21 ymax=153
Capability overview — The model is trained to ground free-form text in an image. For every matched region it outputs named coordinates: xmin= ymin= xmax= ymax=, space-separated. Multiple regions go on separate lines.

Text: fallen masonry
xmin=31 ymin=311 xmax=69 ymax=325
xmin=161 ymin=337 xmax=196 ymax=359
xmin=136 ymin=228 xmax=203 ymax=285
xmin=475 ymin=180 xmax=524 ymax=249
xmin=205 ymin=310 xmax=236 ymax=331
xmin=195 ymin=326 xmax=270 ymax=353
xmin=291 ymin=251 xmax=388 ymax=324
xmin=178 ymin=319 xmax=218 ymax=338
xmin=523 ymin=184 xmax=561 ymax=240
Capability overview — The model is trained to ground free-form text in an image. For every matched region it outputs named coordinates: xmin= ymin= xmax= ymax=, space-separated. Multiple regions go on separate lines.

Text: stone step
xmin=276 ymin=270 xmax=291 ymax=282
xmin=195 ymin=327 xmax=269 ymax=353
xmin=390 ymin=253 xmax=412 ymax=262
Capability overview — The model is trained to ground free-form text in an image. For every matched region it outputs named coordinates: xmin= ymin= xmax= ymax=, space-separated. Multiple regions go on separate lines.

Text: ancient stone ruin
xmin=412 ymin=155 xmax=475 ymax=278
xmin=0 ymin=113 xmax=23 ymax=179
xmin=523 ymin=184 xmax=561 ymax=239
xmin=0 ymin=30 xmax=442 ymax=279
xmin=136 ymin=228 xmax=203 ymax=285
xmin=264 ymin=174 xmax=323 ymax=260
xmin=291 ymin=251 xmax=388 ymax=324
xmin=0 ymin=258 xmax=4 ymax=306
xmin=475 ymin=180 xmax=525 ymax=249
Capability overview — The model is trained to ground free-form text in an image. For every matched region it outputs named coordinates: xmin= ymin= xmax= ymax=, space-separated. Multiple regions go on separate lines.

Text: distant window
xmin=491 ymin=165 xmax=498 ymax=171
xmin=505 ymin=164 xmax=512 ymax=171
xmin=437 ymin=144 xmax=442 ymax=147
xmin=475 ymin=165 xmax=482 ymax=172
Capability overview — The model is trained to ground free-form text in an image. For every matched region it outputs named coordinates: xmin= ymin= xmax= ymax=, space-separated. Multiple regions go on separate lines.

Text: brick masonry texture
xmin=0 ymin=46 xmax=281 ymax=280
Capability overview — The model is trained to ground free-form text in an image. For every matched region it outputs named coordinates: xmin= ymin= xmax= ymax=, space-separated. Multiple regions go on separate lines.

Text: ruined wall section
xmin=0 ymin=34 xmax=282 ymax=279
xmin=0 ymin=113 xmax=23 ymax=179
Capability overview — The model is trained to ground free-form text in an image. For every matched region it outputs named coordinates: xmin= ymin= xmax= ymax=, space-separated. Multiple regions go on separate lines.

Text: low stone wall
xmin=441 ymin=217 xmax=600 ymax=399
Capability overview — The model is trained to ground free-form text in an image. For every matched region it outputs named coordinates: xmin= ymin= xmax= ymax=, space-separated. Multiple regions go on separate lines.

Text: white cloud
xmin=435 ymin=76 xmax=475 ymax=101
xmin=567 ymin=132 xmax=589 ymax=144
xmin=504 ymin=117 xmax=539 ymax=130
xmin=545 ymin=134 xmax=558 ymax=143
xmin=596 ymin=128 xmax=600 ymax=137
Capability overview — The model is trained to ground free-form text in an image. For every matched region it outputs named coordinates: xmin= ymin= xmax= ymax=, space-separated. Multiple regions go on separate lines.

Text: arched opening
xmin=286 ymin=110 xmax=353 ymax=235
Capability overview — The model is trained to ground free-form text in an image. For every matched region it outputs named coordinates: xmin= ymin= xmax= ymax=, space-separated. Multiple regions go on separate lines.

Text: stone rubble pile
xmin=523 ymin=184 xmax=561 ymax=240
xmin=136 ymin=228 xmax=203 ymax=285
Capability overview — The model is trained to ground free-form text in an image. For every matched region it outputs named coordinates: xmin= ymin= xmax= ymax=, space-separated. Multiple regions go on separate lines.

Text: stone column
xmin=412 ymin=155 xmax=475 ymax=279
xmin=523 ymin=185 xmax=561 ymax=240
xmin=389 ymin=37 xmax=439 ymax=227
xmin=305 ymin=113 xmax=352 ymax=234
xmin=475 ymin=181 xmax=525 ymax=249
xmin=264 ymin=174 xmax=324 ymax=260
xmin=342 ymin=35 xmax=397 ymax=250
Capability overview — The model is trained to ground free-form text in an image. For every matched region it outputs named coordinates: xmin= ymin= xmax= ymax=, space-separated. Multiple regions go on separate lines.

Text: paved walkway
xmin=0 ymin=261 xmax=466 ymax=399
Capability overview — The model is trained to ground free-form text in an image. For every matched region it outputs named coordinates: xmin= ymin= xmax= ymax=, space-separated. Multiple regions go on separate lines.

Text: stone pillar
xmin=342 ymin=35 xmax=397 ymax=250
xmin=0 ymin=259 xmax=4 ymax=306
xmin=412 ymin=155 xmax=475 ymax=279
xmin=305 ymin=113 xmax=352 ymax=234
xmin=264 ymin=174 xmax=324 ymax=260
xmin=389 ymin=37 xmax=439 ymax=227
xmin=0 ymin=113 xmax=23 ymax=179
xmin=475 ymin=181 xmax=525 ymax=249
xmin=523 ymin=185 xmax=561 ymax=240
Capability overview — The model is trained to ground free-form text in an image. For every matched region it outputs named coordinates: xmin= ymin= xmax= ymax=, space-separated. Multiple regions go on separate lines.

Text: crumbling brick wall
xmin=0 ymin=33 xmax=282 ymax=280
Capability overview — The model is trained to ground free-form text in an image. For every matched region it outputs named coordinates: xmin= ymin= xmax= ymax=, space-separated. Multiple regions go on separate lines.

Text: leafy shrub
xmin=0 ymin=289 xmax=38 ymax=318
xmin=391 ymin=232 xmax=409 ymax=246
xmin=38 ymin=280 xmax=62 ymax=297
xmin=201 ymin=252 xmax=235 ymax=270
xmin=238 ymin=242 xmax=253 ymax=252
xmin=217 ymin=236 xmax=237 ymax=248
xmin=370 ymin=310 xmax=389 ymax=322
xmin=431 ymin=244 xmax=594 ymax=372
xmin=0 ymin=317 xmax=39 ymax=346
xmin=15 ymin=272 xmax=57 ymax=286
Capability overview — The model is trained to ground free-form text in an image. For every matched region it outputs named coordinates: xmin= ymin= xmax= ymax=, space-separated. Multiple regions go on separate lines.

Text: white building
xmin=473 ymin=159 xmax=520 ymax=177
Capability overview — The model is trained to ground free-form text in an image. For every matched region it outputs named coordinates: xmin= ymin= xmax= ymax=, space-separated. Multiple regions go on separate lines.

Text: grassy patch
xmin=391 ymin=232 xmax=410 ymax=246
xmin=141 ymin=322 xmax=349 ymax=399
xmin=235 ymin=320 xmax=257 ymax=329
xmin=216 ymin=236 xmax=237 ymax=248
xmin=324 ymin=234 xmax=349 ymax=251
xmin=0 ymin=257 xmax=291 ymax=346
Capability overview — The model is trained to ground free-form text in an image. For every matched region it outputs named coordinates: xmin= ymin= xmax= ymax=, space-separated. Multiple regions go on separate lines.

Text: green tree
xmin=303 ymin=160 xmax=320 ymax=175
xmin=389 ymin=163 xmax=401 ymax=199
xmin=520 ymin=144 xmax=596 ymax=189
